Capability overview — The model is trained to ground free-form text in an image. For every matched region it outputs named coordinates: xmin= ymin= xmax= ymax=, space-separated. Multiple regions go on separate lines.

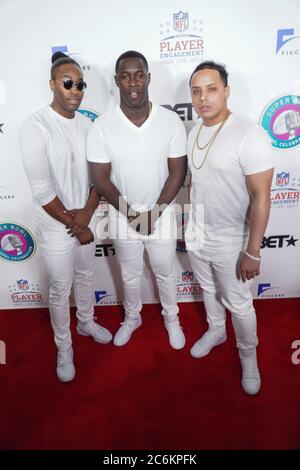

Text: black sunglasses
xmin=55 ymin=78 xmax=87 ymax=91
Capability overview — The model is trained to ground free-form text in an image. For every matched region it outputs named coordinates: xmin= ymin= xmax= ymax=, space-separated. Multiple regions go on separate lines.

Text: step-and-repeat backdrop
xmin=0 ymin=0 xmax=299 ymax=309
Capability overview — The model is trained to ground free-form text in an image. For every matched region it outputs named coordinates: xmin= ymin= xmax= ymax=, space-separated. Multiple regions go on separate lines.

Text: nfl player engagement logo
xmin=260 ymin=94 xmax=300 ymax=149
xmin=17 ymin=279 xmax=29 ymax=290
xmin=176 ymin=271 xmax=202 ymax=299
xmin=0 ymin=223 xmax=36 ymax=262
xmin=159 ymin=11 xmax=204 ymax=63
xmin=173 ymin=11 xmax=189 ymax=32
xmin=276 ymin=172 xmax=289 ymax=186
xmin=9 ymin=279 xmax=43 ymax=305
xmin=271 ymin=169 xmax=300 ymax=209
xmin=182 ymin=271 xmax=193 ymax=282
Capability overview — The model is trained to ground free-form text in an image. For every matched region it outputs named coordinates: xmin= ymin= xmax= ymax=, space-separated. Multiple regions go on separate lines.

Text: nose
xmin=70 ymin=88 xmax=80 ymax=97
xmin=200 ymin=91 xmax=208 ymax=101
xmin=128 ymin=74 xmax=137 ymax=87
xmin=70 ymin=83 xmax=81 ymax=95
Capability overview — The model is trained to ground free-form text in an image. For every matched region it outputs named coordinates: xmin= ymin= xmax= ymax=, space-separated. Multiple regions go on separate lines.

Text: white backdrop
xmin=0 ymin=0 xmax=299 ymax=309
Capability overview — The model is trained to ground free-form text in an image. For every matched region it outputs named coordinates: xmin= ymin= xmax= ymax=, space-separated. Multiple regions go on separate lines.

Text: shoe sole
xmin=57 ymin=368 xmax=75 ymax=383
xmin=113 ymin=320 xmax=142 ymax=347
xmin=190 ymin=336 xmax=227 ymax=358
xmin=113 ymin=337 xmax=131 ymax=347
xmin=241 ymin=379 xmax=261 ymax=395
xmin=170 ymin=340 xmax=186 ymax=350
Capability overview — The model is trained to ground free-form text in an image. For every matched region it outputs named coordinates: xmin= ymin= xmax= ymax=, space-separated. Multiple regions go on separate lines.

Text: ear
xmin=225 ymin=85 xmax=230 ymax=99
xmin=114 ymin=75 xmax=119 ymax=88
xmin=50 ymin=79 xmax=55 ymax=92
xmin=148 ymin=72 xmax=151 ymax=85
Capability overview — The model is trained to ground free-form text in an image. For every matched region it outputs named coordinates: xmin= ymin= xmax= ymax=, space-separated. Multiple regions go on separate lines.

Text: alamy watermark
xmin=0 ymin=340 xmax=6 ymax=364
xmin=95 ymin=201 xmax=204 ymax=248
xmin=291 ymin=340 xmax=300 ymax=365
xmin=0 ymin=80 xmax=6 ymax=104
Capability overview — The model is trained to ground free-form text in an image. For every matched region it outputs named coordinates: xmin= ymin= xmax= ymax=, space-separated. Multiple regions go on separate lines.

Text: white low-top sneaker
xmin=239 ymin=348 xmax=261 ymax=395
xmin=77 ymin=319 xmax=112 ymax=344
xmin=190 ymin=328 xmax=227 ymax=358
xmin=164 ymin=316 xmax=185 ymax=350
xmin=56 ymin=346 xmax=75 ymax=383
xmin=113 ymin=315 xmax=142 ymax=347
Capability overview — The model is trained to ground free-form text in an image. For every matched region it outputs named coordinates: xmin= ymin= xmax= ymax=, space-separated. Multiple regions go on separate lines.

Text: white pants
xmin=188 ymin=250 xmax=258 ymax=351
xmin=114 ymin=238 xmax=179 ymax=320
xmin=38 ymin=228 xmax=95 ymax=351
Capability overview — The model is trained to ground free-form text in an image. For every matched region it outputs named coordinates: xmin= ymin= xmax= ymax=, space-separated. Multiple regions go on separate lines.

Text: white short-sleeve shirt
xmin=20 ymin=106 xmax=91 ymax=232
xmin=87 ymin=104 xmax=187 ymax=239
xmin=186 ymin=113 xmax=274 ymax=259
xmin=87 ymin=104 xmax=186 ymax=206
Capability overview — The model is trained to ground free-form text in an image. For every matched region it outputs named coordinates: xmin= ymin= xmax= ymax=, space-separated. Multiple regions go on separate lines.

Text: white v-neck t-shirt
xmin=87 ymin=104 xmax=186 ymax=205
xmin=20 ymin=106 xmax=92 ymax=232
xmin=186 ymin=113 xmax=273 ymax=260
xmin=87 ymin=104 xmax=187 ymax=238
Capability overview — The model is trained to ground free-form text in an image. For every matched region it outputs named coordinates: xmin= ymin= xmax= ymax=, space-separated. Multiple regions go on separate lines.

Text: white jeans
xmin=188 ymin=250 xmax=258 ymax=351
xmin=114 ymin=238 xmax=179 ymax=320
xmin=38 ymin=228 xmax=95 ymax=351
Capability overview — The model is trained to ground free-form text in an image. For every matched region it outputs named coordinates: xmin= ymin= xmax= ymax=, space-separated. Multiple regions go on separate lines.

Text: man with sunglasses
xmin=20 ymin=52 xmax=112 ymax=383
xmin=88 ymin=50 xmax=187 ymax=349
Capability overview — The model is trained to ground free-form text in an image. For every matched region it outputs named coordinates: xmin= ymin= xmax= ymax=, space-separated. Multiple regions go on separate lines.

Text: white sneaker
xmin=113 ymin=315 xmax=142 ymax=347
xmin=190 ymin=328 xmax=227 ymax=358
xmin=239 ymin=349 xmax=261 ymax=395
xmin=77 ymin=319 xmax=112 ymax=344
xmin=164 ymin=316 xmax=185 ymax=350
xmin=56 ymin=346 xmax=75 ymax=383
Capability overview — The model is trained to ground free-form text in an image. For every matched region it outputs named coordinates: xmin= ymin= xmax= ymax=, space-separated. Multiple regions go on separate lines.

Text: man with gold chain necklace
xmin=88 ymin=51 xmax=187 ymax=349
xmin=185 ymin=61 xmax=274 ymax=395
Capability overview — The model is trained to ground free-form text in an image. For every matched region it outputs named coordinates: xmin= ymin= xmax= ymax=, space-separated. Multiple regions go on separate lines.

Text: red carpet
xmin=0 ymin=299 xmax=300 ymax=450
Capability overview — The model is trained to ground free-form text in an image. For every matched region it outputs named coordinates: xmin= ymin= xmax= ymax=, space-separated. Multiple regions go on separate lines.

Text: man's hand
xmin=240 ymin=253 xmax=260 ymax=283
xmin=129 ymin=210 xmax=158 ymax=236
xmin=77 ymin=227 xmax=94 ymax=245
xmin=63 ymin=208 xmax=93 ymax=237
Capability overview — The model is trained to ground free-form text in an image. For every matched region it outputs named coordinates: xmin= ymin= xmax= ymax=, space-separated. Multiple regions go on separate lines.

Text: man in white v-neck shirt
xmin=20 ymin=52 xmax=112 ymax=383
xmin=186 ymin=61 xmax=274 ymax=395
xmin=88 ymin=50 xmax=187 ymax=349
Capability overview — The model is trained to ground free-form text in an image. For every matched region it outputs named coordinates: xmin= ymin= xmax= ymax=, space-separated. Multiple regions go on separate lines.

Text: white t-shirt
xmin=20 ymin=106 xmax=92 ymax=232
xmin=87 ymin=104 xmax=187 ymax=239
xmin=186 ymin=113 xmax=274 ymax=260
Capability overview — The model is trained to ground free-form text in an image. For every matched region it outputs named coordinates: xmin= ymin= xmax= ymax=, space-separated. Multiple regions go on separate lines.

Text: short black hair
xmin=115 ymin=50 xmax=148 ymax=74
xmin=50 ymin=52 xmax=81 ymax=79
xmin=189 ymin=60 xmax=228 ymax=87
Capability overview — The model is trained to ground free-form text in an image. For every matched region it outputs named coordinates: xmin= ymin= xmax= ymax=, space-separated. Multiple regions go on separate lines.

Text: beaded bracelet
xmin=245 ymin=251 xmax=261 ymax=262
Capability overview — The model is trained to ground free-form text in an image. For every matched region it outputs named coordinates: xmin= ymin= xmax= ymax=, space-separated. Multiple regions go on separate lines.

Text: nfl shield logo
xmin=17 ymin=279 xmax=29 ymax=290
xmin=173 ymin=11 xmax=189 ymax=32
xmin=182 ymin=271 xmax=193 ymax=282
xmin=276 ymin=171 xmax=289 ymax=187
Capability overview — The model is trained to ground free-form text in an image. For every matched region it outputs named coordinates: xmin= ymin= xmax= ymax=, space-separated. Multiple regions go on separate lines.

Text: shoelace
xmin=58 ymin=359 xmax=72 ymax=367
xmin=120 ymin=320 xmax=138 ymax=329
xmin=241 ymin=355 xmax=259 ymax=378
xmin=82 ymin=318 xmax=105 ymax=333
xmin=166 ymin=321 xmax=184 ymax=333
xmin=199 ymin=331 xmax=214 ymax=343
xmin=58 ymin=352 xmax=73 ymax=366
xmin=88 ymin=321 xmax=103 ymax=333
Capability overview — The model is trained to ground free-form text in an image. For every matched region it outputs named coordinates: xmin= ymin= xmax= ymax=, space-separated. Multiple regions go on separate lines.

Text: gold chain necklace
xmin=191 ymin=110 xmax=231 ymax=170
